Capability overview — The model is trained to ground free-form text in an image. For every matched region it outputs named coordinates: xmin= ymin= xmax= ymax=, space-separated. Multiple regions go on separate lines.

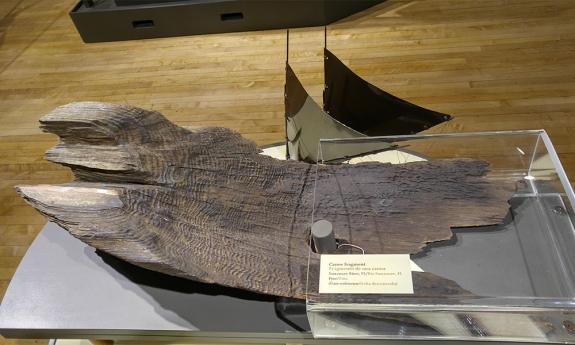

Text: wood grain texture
xmin=1 ymin=0 xmax=575 ymax=342
xmin=17 ymin=102 xmax=513 ymax=299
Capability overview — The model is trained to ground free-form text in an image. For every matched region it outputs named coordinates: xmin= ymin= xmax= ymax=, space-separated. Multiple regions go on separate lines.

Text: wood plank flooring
xmin=1 ymin=0 xmax=574 ymax=343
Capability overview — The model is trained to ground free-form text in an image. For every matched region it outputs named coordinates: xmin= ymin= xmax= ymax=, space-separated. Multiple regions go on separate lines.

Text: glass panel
xmin=307 ymin=130 xmax=575 ymax=342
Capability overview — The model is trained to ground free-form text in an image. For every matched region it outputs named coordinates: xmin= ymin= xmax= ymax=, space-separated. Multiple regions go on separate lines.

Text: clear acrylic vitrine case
xmin=306 ymin=130 xmax=575 ymax=343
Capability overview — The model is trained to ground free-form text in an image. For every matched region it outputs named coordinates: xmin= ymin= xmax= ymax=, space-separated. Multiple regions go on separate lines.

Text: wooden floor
xmin=1 ymin=0 xmax=574 ymax=343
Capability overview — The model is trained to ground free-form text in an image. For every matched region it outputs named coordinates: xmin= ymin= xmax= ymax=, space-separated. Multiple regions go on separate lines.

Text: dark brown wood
xmin=16 ymin=102 xmax=514 ymax=299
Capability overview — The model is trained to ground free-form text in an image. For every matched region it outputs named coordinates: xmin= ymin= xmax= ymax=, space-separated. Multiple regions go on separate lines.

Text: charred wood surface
xmin=16 ymin=102 xmax=514 ymax=299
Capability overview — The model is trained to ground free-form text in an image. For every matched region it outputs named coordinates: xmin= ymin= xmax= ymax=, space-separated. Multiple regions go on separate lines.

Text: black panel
xmin=116 ymin=0 xmax=219 ymax=5
xmin=285 ymin=64 xmax=309 ymax=119
xmin=285 ymin=63 xmax=395 ymax=162
xmin=323 ymin=49 xmax=452 ymax=136
xmin=70 ymin=0 xmax=384 ymax=43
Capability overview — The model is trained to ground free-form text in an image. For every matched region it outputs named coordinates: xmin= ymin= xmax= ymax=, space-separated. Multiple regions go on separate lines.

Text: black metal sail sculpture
xmin=285 ymin=64 xmax=369 ymax=162
xmin=323 ymin=48 xmax=452 ymax=136
xmin=285 ymin=31 xmax=453 ymax=162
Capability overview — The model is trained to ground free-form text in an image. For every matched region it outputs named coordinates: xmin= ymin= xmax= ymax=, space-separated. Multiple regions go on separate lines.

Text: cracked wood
xmin=16 ymin=102 xmax=514 ymax=299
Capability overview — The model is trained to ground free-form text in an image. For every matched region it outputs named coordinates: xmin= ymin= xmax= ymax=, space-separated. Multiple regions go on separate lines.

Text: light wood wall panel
xmin=0 ymin=0 xmax=574 ymax=343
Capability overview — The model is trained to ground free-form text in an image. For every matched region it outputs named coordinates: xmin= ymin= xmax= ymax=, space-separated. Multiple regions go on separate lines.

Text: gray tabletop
xmin=0 ymin=222 xmax=308 ymax=341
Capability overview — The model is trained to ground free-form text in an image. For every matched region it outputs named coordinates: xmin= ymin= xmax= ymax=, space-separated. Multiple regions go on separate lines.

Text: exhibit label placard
xmin=319 ymin=254 xmax=414 ymax=294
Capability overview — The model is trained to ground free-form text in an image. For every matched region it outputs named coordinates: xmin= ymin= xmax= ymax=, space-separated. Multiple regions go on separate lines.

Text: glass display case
xmin=307 ymin=130 xmax=575 ymax=342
